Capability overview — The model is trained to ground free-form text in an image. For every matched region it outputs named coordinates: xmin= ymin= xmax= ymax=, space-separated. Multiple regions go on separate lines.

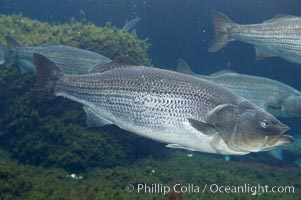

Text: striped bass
xmin=209 ymin=11 xmax=301 ymax=64
xmin=4 ymin=36 xmax=111 ymax=74
xmin=177 ymin=59 xmax=301 ymax=118
xmin=31 ymin=54 xmax=293 ymax=155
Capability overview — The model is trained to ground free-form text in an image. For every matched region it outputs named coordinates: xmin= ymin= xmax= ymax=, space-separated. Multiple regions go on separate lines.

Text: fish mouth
xmin=263 ymin=134 xmax=294 ymax=151
xmin=261 ymin=124 xmax=292 ymax=151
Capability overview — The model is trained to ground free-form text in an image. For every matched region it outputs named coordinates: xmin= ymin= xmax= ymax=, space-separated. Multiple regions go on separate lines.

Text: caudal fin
xmin=30 ymin=53 xmax=62 ymax=101
xmin=208 ymin=11 xmax=235 ymax=53
xmin=4 ymin=36 xmax=22 ymax=68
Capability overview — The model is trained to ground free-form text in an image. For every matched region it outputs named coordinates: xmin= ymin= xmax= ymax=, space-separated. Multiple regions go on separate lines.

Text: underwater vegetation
xmin=0 ymin=151 xmax=300 ymax=200
xmin=0 ymin=14 xmax=151 ymax=65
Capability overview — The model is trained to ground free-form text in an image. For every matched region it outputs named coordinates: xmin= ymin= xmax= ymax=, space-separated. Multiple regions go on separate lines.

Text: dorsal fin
xmin=176 ymin=58 xmax=194 ymax=75
xmin=210 ymin=69 xmax=236 ymax=76
xmin=263 ymin=13 xmax=297 ymax=23
xmin=91 ymin=57 xmax=140 ymax=73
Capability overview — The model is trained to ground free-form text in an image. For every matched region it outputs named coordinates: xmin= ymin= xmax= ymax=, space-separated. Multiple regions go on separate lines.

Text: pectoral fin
xmin=187 ymin=118 xmax=216 ymax=136
xmin=83 ymin=106 xmax=113 ymax=127
xmin=266 ymin=96 xmax=282 ymax=109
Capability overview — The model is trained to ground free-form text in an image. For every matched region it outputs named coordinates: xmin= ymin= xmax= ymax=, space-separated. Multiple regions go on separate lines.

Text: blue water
xmin=1 ymin=0 xmax=301 ymax=199
xmin=1 ymin=1 xmax=301 ymax=86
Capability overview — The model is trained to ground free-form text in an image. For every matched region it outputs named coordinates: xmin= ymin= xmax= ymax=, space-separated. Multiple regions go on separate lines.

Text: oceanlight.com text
xmin=125 ymin=183 xmax=295 ymax=195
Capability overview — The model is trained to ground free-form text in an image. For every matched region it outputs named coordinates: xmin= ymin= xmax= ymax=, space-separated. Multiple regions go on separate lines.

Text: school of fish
xmin=1 ymin=11 xmax=301 ymax=166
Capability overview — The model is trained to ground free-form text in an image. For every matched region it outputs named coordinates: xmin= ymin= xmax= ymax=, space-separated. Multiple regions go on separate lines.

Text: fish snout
xmin=278 ymin=123 xmax=290 ymax=134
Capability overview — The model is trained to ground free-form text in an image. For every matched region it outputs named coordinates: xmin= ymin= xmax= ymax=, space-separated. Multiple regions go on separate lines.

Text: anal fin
xmin=255 ymin=47 xmax=274 ymax=61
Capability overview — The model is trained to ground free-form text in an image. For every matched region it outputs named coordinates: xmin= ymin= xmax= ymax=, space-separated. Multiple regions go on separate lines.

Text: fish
xmin=0 ymin=40 xmax=5 ymax=65
xmin=4 ymin=36 xmax=112 ymax=74
xmin=177 ymin=58 xmax=301 ymax=118
xmin=31 ymin=53 xmax=293 ymax=155
xmin=120 ymin=17 xmax=140 ymax=32
xmin=209 ymin=11 xmax=301 ymax=64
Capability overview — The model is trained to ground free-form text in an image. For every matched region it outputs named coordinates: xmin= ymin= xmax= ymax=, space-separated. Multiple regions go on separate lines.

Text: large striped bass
xmin=209 ymin=11 xmax=301 ymax=64
xmin=177 ymin=59 xmax=301 ymax=118
xmin=32 ymin=54 xmax=293 ymax=155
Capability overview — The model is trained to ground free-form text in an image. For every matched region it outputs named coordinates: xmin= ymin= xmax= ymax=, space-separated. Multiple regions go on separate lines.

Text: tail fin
xmin=30 ymin=53 xmax=62 ymax=101
xmin=176 ymin=58 xmax=194 ymax=75
xmin=0 ymin=41 xmax=5 ymax=65
xmin=208 ymin=11 xmax=235 ymax=53
xmin=4 ymin=36 xmax=22 ymax=68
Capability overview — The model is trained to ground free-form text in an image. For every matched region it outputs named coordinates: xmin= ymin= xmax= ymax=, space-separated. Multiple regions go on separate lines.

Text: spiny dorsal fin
xmin=91 ymin=56 xmax=140 ymax=73
xmin=176 ymin=58 xmax=194 ymax=75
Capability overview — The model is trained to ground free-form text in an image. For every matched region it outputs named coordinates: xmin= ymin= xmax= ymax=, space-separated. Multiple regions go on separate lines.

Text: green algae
xmin=0 ymin=14 xmax=151 ymax=65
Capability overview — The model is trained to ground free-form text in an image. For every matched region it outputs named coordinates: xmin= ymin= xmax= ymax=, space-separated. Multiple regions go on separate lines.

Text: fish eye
xmin=260 ymin=119 xmax=270 ymax=129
